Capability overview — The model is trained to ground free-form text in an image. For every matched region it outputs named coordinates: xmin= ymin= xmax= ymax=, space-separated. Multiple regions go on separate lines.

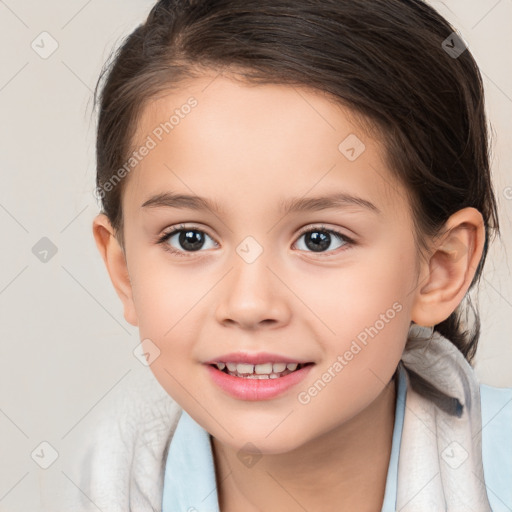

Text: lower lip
xmin=205 ymin=364 xmax=314 ymax=401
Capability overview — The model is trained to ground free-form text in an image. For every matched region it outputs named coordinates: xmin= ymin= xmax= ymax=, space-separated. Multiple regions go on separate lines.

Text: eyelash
xmin=156 ymin=223 xmax=355 ymax=258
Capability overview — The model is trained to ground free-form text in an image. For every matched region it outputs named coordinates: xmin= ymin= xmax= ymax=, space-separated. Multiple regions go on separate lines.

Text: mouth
xmin=209 ymin=361 xmax=314 ymax=379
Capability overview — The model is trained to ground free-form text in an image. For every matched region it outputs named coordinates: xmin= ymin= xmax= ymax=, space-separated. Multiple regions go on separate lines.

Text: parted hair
xmin=93 ymin=0 xmax=500 ymax=364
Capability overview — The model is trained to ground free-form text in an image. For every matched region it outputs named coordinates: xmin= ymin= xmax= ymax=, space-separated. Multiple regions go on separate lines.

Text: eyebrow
xmin=141 ymin=191 xmax=381 ymax=215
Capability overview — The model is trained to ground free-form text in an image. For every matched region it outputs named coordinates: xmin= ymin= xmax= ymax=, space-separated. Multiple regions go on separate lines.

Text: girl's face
xmin=118 ymin=73 xmax=423 ymax=453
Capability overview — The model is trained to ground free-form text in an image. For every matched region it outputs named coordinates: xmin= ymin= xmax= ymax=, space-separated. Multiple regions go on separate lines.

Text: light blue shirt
xmin=162 ymin=364 xmax=512 ymax=512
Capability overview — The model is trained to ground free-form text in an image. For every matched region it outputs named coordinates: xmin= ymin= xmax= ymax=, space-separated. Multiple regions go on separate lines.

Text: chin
xmin=214 ymin=426 xmax=308 ymax=456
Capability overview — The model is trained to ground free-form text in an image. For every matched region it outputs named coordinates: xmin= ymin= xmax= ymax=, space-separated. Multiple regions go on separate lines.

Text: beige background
xmin=0 ymin=0 xmax=510 ymax=509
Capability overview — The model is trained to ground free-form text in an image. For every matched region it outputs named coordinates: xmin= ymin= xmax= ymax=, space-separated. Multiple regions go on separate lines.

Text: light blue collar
xmin=381 ymin=362 xmax=407 ymax=511
xmin=162 ymin=408 xmax=220 ymax=512
xmin=162 ymin=363 xmax=407 ymax=512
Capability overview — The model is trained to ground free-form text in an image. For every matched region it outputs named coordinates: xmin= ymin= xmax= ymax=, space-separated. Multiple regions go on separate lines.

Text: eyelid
xmin=297 ymin=223 xmax=342 ymax=237
xmin=156 ymin=223 xmax=218 ymax=247
xmin=293 ymin=224 xmax=355 ymax=254
xmin=156 ymin=223 xmax=355 ymax=257
xmin=159 ymin=223 xmax=213 ymax=239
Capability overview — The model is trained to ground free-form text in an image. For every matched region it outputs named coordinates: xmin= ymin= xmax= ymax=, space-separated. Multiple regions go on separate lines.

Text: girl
xmin=73 ymin=0 xmax=511 ymax=511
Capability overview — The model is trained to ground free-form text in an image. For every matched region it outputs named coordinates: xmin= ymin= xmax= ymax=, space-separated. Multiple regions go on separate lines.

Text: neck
xmin=212 ymin=371 xmax=398 ymax=512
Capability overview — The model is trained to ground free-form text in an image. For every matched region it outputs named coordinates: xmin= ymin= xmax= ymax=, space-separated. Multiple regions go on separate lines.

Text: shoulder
xmin=57 ymin=369 xmax=183 ymax=512
xmin=479 ymin=382 xmax=512 ymax=512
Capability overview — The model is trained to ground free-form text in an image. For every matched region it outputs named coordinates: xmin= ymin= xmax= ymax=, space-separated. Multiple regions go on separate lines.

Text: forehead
xmin=123 ymin=74 xmax=409 ymax=221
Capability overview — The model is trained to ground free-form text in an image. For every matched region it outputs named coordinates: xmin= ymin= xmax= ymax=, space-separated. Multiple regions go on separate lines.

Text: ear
xmin=92 ymin=213 xmax=138 ymax=326
xmin=410 ymin=207 xmax=485 ymax=327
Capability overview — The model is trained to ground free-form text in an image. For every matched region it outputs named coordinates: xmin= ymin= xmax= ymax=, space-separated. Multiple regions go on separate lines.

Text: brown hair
xmin=93 ymin=0 xmax=500 ymax=364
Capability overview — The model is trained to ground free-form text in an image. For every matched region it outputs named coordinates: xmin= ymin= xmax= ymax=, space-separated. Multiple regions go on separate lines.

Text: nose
xmin=214 ymin=249 xmax=291 ymax=330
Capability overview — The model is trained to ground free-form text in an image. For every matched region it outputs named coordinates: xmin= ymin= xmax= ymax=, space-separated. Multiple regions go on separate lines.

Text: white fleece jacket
xmin=56 ymin=367 xmax=183 ymax=512
xmin=55 ymin=324 xmax=508 ymax=512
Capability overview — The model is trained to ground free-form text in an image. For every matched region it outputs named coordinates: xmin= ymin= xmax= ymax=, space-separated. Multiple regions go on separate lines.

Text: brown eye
xmin=157 ymin=225 xmax=218 ymax=257
xmin=294 ymin=226 xmax=353 ymax=254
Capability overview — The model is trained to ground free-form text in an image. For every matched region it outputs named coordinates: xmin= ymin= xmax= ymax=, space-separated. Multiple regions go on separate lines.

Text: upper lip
xmin=204 ymin=352 xmax=313 ymax=365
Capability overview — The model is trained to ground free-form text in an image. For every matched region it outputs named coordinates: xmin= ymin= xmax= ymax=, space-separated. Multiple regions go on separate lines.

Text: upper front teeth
xmin=219 ymin=362 xmax=299 ymax=374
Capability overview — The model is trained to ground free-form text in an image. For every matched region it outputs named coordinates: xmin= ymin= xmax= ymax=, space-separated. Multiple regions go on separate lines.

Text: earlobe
xmin=410 ymin=207 xmax=485 ymax=328
xmin=92 ymin=213 xmax=139 ymax=326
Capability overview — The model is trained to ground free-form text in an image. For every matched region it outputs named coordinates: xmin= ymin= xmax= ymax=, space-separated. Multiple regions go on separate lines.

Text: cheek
xmin=127 ymin=254 xmax=209 ymax=385
xmin=295 ymin=243 xmax=416 ymax=335
xmin=129 ymin=252 xmax=198 ymax=338
xmin=130 ymin=266 xmax=207 ymax=405
xmin=291 ymin=239 xmax=416 ymax=389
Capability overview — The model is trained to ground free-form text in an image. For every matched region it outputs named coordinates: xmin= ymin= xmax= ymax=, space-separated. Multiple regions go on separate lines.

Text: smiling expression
xmin=113 ymin=72 xmax=422 ymax=453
